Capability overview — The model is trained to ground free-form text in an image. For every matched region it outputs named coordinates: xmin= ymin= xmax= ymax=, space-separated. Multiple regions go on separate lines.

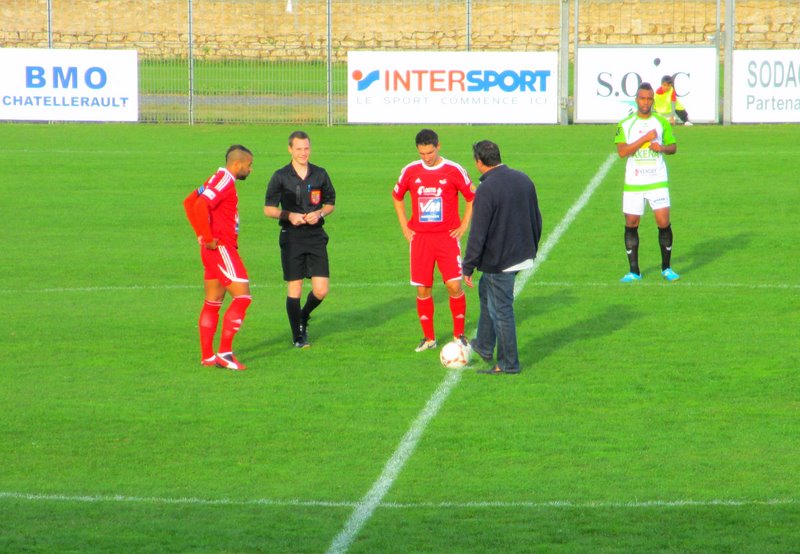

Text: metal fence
xmin=2 ymin=0 xmax=798 ymax=124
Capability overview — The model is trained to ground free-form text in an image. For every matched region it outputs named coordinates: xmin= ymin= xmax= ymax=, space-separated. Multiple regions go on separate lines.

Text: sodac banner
xmin=732 ymin=50 xmax=800 ymax=123
xmin=348 ymin=51 xmax=558 ymax=124
xmin=0 ymin=49 xmax=138 ymax=122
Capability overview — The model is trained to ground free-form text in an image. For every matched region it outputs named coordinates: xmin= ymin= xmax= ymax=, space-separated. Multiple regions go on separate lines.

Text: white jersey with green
xmin=614 ymin=112 xmax=676 ymax=192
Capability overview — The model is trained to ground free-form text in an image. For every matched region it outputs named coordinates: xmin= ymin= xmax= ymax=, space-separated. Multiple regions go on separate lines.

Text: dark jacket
xmin=462 ymin=164 xmax=542 ymax=276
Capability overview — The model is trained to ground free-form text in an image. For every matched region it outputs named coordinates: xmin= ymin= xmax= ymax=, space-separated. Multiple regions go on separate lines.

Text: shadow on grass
xmin=520 ymin=303 xmax=642 ymax=366
xmin=514 ymin=287 xmax=580 ymax=326
xmin=238 ymin=292 xmax=410 ymax=361
xmin=643 ymin=232 xmax=750 ymax=276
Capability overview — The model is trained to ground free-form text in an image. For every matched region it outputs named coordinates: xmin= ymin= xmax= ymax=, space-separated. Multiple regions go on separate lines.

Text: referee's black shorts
xmin=279 ymin=226 xmax=330 ymax=281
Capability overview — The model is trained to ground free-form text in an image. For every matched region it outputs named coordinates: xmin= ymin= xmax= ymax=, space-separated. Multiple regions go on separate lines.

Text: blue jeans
xmin=472 ymin=271 xmax=520 ymax=372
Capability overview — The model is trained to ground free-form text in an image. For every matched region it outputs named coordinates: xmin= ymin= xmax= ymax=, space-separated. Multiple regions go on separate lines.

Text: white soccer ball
xmin=439 ymin=340 xmax=471 ymax=369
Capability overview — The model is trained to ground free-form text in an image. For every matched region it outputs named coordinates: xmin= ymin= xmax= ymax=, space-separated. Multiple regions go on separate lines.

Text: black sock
xmin=624 ymin=226 xmax=640 ymax=275
xmin=301 ymin=292 xmax=323 ymax=322
xmin=286 ymin=296 xmax=302 ymax=341
xmin=658 ymin=224 xmax=673 ymax=271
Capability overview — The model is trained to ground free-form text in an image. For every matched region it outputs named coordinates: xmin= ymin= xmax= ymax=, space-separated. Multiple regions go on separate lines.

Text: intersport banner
xmin=732 ymin=50 xmax=800 ymax=123
xmin=347 ymin=51 xmax=558 ymax=124
xmin=0 ymin=49 xmax=138 ymax=122
xmin=575 ymin=47 xmax=717 ymax=124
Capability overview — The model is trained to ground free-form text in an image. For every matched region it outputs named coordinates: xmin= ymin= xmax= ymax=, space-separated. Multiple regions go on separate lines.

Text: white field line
xmin=325 ymin=153 xmax=619 ymax=554
xmin=0 ymin=491 xmax=795 ymax=510
xmin=515 ymin=154 xmax=616 ymax=297
xmin=3 ymin=280 xmax=797 ymax=295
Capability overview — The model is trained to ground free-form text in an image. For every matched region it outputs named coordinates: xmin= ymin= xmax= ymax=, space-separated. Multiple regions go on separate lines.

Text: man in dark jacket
xmin=462 ymin=140 xmax=542 ymax=374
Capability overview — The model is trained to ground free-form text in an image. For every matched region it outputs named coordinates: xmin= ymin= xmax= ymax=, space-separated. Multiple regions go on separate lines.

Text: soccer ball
xmin=439 ymin=340 xmax=471 ymax=369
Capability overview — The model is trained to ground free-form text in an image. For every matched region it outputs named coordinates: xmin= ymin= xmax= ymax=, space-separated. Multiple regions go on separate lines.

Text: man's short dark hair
xmin=639 ymin=82 xmax=654 ymax=93
xmin=226 ymin=144 xmax=253 ymax=162
xmin=288 ymin=130 xmax=310 ymax=146
xmin=415 ymin=128 xmax=439 ymax=147
xmin=661 ymin=75 xmax=674 ymax=85
xmin=472 ymin=140 xmax=502 ymax=167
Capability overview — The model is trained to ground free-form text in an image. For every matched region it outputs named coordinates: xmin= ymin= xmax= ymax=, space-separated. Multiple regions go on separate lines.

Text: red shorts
xmin=201 ymin=244 xmax=249 ymax=287
xmin=409 ymin=231 xmax=463 ymax=287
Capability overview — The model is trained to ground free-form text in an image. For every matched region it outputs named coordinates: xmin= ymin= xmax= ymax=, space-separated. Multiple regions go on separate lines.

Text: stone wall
xmin=1 ymin=0 xmax=797 ymax=61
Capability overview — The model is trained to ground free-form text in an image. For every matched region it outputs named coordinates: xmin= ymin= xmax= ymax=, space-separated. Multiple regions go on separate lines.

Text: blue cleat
xmin=620 ymin=272 xmax=642 ymax=283
xmin=661 ymin=268 xmax=681 ymax=282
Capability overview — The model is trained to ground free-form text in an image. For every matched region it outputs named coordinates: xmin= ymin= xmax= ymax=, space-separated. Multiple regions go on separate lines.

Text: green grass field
xmin=2 ymin=123 xmax=798 ymax=553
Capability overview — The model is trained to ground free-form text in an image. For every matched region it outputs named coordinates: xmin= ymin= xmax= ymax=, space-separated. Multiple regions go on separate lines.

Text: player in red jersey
xmin=392 ymin=129 xmax=475 ymax=352
xmin=183 ymin=145 xmax=254 ymax=370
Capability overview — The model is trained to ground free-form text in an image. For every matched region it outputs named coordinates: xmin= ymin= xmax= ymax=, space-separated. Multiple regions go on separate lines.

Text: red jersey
xmin=199 ymin=167 xmax=240 ymax=248
xmin=392 ymin=157 xmax=475 ymax=234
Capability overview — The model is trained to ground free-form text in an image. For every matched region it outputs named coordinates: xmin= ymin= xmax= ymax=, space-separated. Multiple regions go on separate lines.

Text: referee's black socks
xmin=286 ymin=296 xmax=302 ymax=341
xmin=301 ymin=292 xmax=323 ymax=321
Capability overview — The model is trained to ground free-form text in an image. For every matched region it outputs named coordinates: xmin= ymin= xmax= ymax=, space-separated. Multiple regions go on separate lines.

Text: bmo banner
xmin=0 ymin=49 xmax=138 ymax=122
xmin=732 ymin=50 xmax=800 ymax=123
xmin=347 ymin=51 xmax=558 ymax=124
xmin=575 ymin=47 xmax=717 ymax=124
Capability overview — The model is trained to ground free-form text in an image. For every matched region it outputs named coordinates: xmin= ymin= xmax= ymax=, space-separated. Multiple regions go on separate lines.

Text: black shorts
xmin=279 ymin=227 xmax=329 ymax=281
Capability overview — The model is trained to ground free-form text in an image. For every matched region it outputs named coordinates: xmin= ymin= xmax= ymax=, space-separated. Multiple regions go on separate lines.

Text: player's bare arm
xmin=617 ymin=129 xmax=657 ymax=158
xmin=393 ymin=197 xmax=414 ymax=242
xmin=650 ymin=142 xmax=677 ymax=155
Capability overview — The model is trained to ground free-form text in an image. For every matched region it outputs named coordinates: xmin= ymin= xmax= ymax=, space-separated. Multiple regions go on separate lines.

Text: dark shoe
xmin=414 ymin=338 xmax=438 ymax=352
xmin=477 ymin=365 xmax=519 ymax=375
xmin=293 ymin=338 xmax=311 ymax=349
xmin=477 ymin=365 xmax=504 ymax=375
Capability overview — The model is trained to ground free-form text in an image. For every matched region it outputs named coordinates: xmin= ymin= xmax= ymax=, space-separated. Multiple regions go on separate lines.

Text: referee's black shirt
xmin=265 ymin=162 xmax=336 ymax=229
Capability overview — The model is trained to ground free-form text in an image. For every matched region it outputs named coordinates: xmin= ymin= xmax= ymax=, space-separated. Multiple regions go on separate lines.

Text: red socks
xmin=449 ymin=292 xmax=466 ymax=338
xmin=218 ymin=295 xmax=252 ymax=353
xmin=199 ymin=300 xmax=222 ymax=360
xmin=417 ymin=293 xmax=467 ymax=340
xmin=416 ymin=296 xmax=435 ymax=340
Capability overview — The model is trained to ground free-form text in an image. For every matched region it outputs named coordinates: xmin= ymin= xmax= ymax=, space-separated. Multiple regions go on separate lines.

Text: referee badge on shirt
xmin=310 ymin=189 xmax=321 ymax=204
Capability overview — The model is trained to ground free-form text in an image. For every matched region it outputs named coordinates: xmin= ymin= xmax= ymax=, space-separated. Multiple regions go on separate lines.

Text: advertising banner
xmin=347 ymin=51 xmax=558 ymax=124
xmin=575 ymin=47 xmax=717 ymax=124
xmin=732 ymin=50 xmax=800 ymax=123
xmin=0 ymin=49 xmax=138 ymax=122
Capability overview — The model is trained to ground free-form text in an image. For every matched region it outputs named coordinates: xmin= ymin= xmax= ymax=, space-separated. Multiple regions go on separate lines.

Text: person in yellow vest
xmin=654 ymin=75 xmax=693 ymax=126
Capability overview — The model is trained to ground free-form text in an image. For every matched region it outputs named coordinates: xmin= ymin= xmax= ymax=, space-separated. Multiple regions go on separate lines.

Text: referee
xmin=264 ymin=130 xmax=336 ymax=348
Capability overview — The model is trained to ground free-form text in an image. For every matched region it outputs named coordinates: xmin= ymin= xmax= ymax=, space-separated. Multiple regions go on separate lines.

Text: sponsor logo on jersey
xmin=419 ymin=197 xmax=443 ymax=222
xmin=416 ymin=185 xmax=443 ymax=197
xmin=310 ymin=189 xmax=321 ymax=204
